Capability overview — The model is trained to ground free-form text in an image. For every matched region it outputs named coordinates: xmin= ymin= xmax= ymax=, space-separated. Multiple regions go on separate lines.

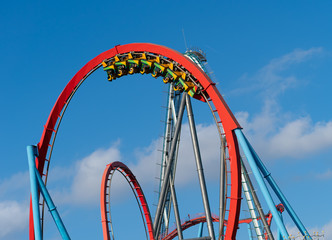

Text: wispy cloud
xmin=0 ymin=171 xmax=30 ymax=199
xmin=0 ymin=172 xmax=30 ymax=238
xmin=238 ymin=112 xmax=332 ymax=159
xmin=52 ymin=142 xmax=124 ymax=205
xmin=0 ymin=200 xmax=29 ymax=239
xmin=315 ymin=169 xmax=332 ymax=180
xmin=258 ymin=47 xmax=322 ymax=97
xmin=174 ymin=123 xmax=220 ymax=185
xmin=50 ymin=123 xmax=221 ymax=206
xmin=290 ymin=218 xmax=332 ymax=239
xmin=274 ymin=218 xmax=332 ymax=239
xmin=268 ymin=118 xmax=332 ymax=158
xmin=319 ymin=218 xmax=332 ymax=239
xmin=234 ymin=47 xmax=332 ymax=160
xmin=128 ymin=123 xmax=221 ymax=188
xmin=232 ymin=47 xmax=323 ymax=99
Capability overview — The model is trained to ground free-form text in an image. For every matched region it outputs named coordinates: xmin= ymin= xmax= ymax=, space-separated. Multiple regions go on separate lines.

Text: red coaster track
xmin=100 ymin=161 xmax=154 ymax=240
xmin=29 ymin=43 xmax=242 ymax=240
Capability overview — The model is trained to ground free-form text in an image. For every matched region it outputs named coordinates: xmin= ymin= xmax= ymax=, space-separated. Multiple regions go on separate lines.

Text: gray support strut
xmin=160 ymin=84 xmax=174 ymax=193
xmin=218 ymin=136 xmax=226 ymax=240
xmin=164 ymin=134 xmax=182 ymax=235
xmin=160 ymin=84 xmax=175 ymax=232
xmin=154 ymin=93 xmax=187 ymax=237
xmin=186 ymin=94 xmax=216 ymax=240
xmin=166 ymin=123 xmax=182 ymax=236
xmin=169 ymin=174 xmax=183 ymax=239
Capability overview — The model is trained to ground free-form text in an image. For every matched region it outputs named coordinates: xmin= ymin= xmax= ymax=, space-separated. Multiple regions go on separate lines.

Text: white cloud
xmin=0 ymin=173 xmax=30 ymax=238
xmin=238 ymin=112 xmax=332 ymax=159
xmin=111 ymin=124 xmax=217 ymax=189
xmin=0 ymin=200 xmax=29 ymax=238
xmin=315 ymin=169 xmax=332 ymax=180
xmin=53 ymin=142 xmax=124 ymax=205
xmin=232 ymin=47 xmax=323 ymax=99
xmin=70 ymin=144 xmax=122 ymax=204
xmin=321 ymin=219 xmax=332 ymax=239
xmin=129 ymin=139 xmax=162 ymax=187
xmin=268 ymin=118 xmax=332 ymax=158
xmin=129 ymin=123 xmax=221 ymax=187
xmin=175 ymin=123 xmax=220 ymax=185
xmin=234 ymin=47 xmax=332 ymax=160
xmin=259 ymin=48 xmax=322 ymax=90
xmin=48 ymin=122 xmax=221 ymax=206
xmin=0 ymin=171 xmax=30 ymax=199
xmin=51 ymin=140 xmax=164 ymax=206
xmin=286 ymin=218 xmax=332 ymax=239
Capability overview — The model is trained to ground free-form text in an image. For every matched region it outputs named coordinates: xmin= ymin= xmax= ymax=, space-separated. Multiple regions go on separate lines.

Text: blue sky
xmin=1 ymin=1 xmax=332 ymax=239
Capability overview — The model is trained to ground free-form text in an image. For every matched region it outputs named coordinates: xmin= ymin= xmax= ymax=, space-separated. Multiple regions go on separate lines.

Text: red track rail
xmin=30 ymin=43 xmax=242 ymax=240
xmin=100 ymin=161 xmax=154 ymax=240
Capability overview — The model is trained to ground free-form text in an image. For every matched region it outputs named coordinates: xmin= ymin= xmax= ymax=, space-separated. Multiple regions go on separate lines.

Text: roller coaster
xmin=27 ymin=43 xmax=316 ymax=240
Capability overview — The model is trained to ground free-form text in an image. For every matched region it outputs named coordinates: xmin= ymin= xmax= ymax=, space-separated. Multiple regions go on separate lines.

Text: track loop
xmin=30 ymin=43 xmax=242 ymax=240
xmin=100 ymin=161 xmax=155 ymax=240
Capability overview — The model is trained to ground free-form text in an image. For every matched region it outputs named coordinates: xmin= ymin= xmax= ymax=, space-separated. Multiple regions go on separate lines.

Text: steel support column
xmin=28 ymin=145 xmax=70 ymax=240
xmin=218 ymin=137 xmax=226 ymax=240
xmin=169 ymin=174 xmax=183 ymax=240
xmin=198 ymin=222 xmax=204 ymax=237
xmin=27 ymin=145 xmax=42 ymax=240
xmin=160 ymin=84 xmax=175 ymax=233
xmin=160 ymin=84 xmax=174 ymax=193
xmin=186 ymin=94 xmax=215 ymax=240
xmin=166 ymin=88 xmax=183 ymax=238
xmin=277 ymin=212 xmax=284 ymax=240
xmin=154 ymin=93 xmax=187 ymax=237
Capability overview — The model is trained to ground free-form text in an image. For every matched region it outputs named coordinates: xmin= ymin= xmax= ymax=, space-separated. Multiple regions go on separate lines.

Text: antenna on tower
xmin=182 ymin=28 xmax=188 ymax=51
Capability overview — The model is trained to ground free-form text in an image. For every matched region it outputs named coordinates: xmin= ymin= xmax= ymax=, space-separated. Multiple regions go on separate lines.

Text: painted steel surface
xmin=186 ymin=94 xmax=215 ymax=240
xmin=100 ymin=161 xmax=154 ymax=240
xmin=27 ymin=146 xmax=42 ymax=240
xmin=28 ymin=145 xmax=70 ymax=240
xmin=34 ymin=163 xmax=70 ymax=239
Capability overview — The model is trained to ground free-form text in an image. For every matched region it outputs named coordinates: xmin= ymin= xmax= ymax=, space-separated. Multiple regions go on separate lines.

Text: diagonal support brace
xmin=27 ymin=145 xmax=71 ymax=240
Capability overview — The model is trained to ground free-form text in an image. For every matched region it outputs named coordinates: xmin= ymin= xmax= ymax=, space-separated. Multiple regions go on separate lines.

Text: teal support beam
xmin=243 ymin=135 xmax=312 ymax=240
xmin=198 ymin=222 xmax=204 ymax=238
xmin=234 ymin=129 xmax=289 ymax=239
xmin=34 ymin=167 xmax=71 ymax=239
xmin=27 ymin=145 xmax=71 ymax=240
xmin=247 ymin=223 xmax=253 ymax=240
xmin=277 ymin=212 xmax=284 ymax=240
xmin=27 ymin=145 xmax=42 ymax=240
